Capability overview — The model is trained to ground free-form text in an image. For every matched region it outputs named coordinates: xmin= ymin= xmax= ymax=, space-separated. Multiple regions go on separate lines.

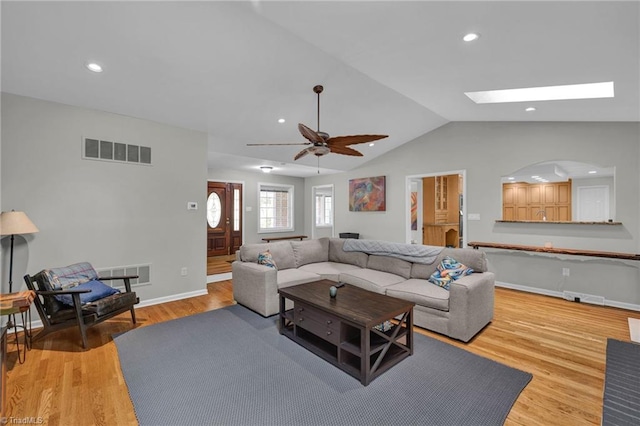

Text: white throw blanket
xmin=343 ymin=239 xmax=443 ymax=264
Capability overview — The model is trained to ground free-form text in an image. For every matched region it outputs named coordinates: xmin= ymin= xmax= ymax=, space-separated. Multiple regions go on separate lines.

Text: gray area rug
xmin=602 ymin=339 xmax=640 ymax=425
xmin=114 ymin=305 xmax=531 ymax=425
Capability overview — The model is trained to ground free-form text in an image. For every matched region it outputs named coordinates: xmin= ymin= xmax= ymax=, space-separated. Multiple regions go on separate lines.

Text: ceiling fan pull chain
xmin=317 ymin=155 xmax=320 ymax=174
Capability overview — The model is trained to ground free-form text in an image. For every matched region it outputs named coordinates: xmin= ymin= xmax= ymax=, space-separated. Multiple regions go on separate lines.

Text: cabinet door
xmin=557 ymin=182 xmax=571 ymax=203
xmin=528 ymin=205 xmax=544 ymax=221
xmin=528 ymin=185 xmax=542 ymax=204
xmin=557 ymin=205 xmax=571 ymax=221
xmin=543 ymin=184 xmax=556 ymax=204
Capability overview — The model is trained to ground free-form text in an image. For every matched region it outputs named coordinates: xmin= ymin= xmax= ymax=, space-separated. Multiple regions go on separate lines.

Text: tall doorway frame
xmin=207 ymin=180 xmax=244 ymax=257
xmin=311 ymin=184 xmax=335 ymax=239
xmin=405 ymin=170 xmax=467 ymax=247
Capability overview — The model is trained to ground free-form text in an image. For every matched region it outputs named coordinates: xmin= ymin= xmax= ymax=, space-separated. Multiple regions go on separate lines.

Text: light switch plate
xmin=187 ymin=202 xmax=197 ymax=210
xmin=468 ymin=213 xmax=481 ymax=220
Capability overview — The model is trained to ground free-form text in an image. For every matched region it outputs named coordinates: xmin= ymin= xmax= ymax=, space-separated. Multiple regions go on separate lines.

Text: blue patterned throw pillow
xmin=258 ymin=250 xmax=278 ymax=270
xmin=428 ymin=256 xmax=474 ymax=290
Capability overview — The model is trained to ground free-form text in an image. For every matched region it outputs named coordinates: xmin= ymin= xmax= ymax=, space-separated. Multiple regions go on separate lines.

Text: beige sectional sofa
xmin=232 ymin=237 xmax=495 ymax=342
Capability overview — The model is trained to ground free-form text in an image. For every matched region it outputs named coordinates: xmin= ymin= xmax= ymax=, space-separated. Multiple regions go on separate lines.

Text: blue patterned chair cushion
xmin=54 ymin=279 xmax=120 ymax=307
xmin=428 ymin=256 xmax=474 ymax=290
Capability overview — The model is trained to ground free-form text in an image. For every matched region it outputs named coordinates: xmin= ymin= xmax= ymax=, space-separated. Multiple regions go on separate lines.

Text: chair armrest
xmin=99 ymin=275 xmax=139 ymax=280
xmin=98 ymin=275 xmax=138 ymax=293
xmin=37 ymin=288 xmax=92 ymax=296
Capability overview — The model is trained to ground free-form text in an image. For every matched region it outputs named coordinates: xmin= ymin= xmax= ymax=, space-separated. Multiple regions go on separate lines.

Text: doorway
xmin=207 ymin=181 xmax=243 ymax=257
xmin=406 ymin=171 xmax=466 ymax=248
xmin=311 ymin=184 xmax=334 ymax=239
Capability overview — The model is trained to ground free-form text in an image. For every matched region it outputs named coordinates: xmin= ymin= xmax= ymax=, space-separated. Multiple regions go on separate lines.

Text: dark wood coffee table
xmin=278 ymin=280 xmax=414 ymax=386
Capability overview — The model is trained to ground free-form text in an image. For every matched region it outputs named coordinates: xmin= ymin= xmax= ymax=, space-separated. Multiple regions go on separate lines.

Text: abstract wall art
xmin=349 ymin=176 xmax=386 ymax=211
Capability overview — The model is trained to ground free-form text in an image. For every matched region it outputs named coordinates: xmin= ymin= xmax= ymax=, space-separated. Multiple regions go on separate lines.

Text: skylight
xmin=465 ymin=81 xmax=614 ymax=104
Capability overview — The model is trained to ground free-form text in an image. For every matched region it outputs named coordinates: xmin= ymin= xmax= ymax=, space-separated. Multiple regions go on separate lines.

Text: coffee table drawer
xmin=294 ymin=302 xmax=340 ymax=344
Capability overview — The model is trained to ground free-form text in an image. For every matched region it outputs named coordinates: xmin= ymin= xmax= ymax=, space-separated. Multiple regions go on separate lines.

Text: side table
xmin=0 ymin=291 xmax=35 ymax=364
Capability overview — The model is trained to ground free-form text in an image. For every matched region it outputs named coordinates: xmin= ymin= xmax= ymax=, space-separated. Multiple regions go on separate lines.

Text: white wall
xmin=304 ymin=121 xmax=640 ymax=307
xmin=1 ymin=94 xmax=208 ymax=301
xmin=207 ymin=168 xmax=305 ymax=244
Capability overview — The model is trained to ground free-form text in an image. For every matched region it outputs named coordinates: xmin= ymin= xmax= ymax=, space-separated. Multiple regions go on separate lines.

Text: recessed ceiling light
xmin=588 ymin=170 xmax=597 ymax=174
xmin=86 ymin=62 xmax=103 ymax=73
xmin=465 ymin=81 xmax=614 ymax=104
xmin=525 ymin=107 xmax=536 ymax=112
xmin=463 ymin=33 xmax=479 ymax=42
xmin=507 ymin=177 xmax=515 ymax=180
xmin=260 ymin=166 xmax=273 ymax=173
xmin=369 ymin=143 xmax=375 ymax=147
xmin=278 ymin=118 xmax=285 ymax=123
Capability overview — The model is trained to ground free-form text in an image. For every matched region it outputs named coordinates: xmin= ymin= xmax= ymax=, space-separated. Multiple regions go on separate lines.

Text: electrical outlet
xmin=181 ymin=267 xmax=188 ymax=276
xmin=562 ymin=267 xmax=570 ymax=277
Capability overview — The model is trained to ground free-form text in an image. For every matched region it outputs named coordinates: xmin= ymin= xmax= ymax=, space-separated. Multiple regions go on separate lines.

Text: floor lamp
xmin=1 ymin=211 xmax=39 ymax=364
xmin=1 ymin=210 xmax=39 ymax=294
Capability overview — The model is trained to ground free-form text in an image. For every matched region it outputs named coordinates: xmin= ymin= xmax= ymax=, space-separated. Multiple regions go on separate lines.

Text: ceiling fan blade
xmin=326 ymin=134 xmax=389 ymax=147
xmin=329 ymin=145 xmax=363 ymax=157
xmin=298 ymin=123 xmax=324 ymax=144
xmin=246 ymin=142 xmax=311 ymax=146
xmin=294 ymin=147 xmax=312 ymax=160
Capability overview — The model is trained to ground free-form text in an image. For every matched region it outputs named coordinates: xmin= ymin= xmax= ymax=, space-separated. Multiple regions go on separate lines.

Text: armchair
xmin=23 ymin=262 xmax=139 ymax=349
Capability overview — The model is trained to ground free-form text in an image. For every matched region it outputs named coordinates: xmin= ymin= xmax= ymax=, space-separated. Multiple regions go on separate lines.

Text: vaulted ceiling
xmin=2 ymin=1 xmax=638 ymax=177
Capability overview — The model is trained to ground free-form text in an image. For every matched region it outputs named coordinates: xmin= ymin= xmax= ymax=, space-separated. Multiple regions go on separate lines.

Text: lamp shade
xmin=0 ymin=211 xmax=39 ymax=236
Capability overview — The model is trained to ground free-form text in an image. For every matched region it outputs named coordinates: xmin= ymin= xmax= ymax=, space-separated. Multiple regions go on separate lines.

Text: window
xmin=259 ymin=183 xmax=294 ymax=232
xmin=315 ymin=193 xmax=333 ymax=226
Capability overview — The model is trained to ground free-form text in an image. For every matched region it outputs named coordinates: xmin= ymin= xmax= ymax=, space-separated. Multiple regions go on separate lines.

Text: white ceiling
xmin=2 ymin=1 xmax=638 ymax=177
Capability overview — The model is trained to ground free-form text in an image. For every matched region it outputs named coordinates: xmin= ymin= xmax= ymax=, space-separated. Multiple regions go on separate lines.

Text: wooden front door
xmin=207 ymin=181 xmax=242 ymax=257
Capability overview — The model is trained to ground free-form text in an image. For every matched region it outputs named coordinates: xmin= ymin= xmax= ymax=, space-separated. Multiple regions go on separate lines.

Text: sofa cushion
xmin=411 ymin=248 xmax=487 ymax=279
xmin=292 ymin=238 xmax=329 ymax=267
xmin=239 ymin=241 xmax=296 ymax=270
xmin=276 ymin=269 xmax=321 ymax=289
xmin=339 ymin=269 xmax=406 ymax=294
xmin=298 ymin=261 xmax=362 ymax=282
xmin=328 ymin=238 xmax=368 ymax=268
xmin=441 ymin=248 xmax=487 ymax=272
xmin=367 ymin=255 xmax=412 ymax=279
xmin=385 ymin=279 xmax=450 ymax=312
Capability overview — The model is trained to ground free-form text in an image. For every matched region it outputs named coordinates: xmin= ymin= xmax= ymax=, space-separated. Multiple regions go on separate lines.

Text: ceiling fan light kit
xmin=247 ymin=85 xmax=389 ymax=167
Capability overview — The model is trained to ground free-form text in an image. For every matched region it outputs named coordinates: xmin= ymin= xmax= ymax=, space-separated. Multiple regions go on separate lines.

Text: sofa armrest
xmin=231 ymin=261 xmax=278 ymax=317
xmin=448 ymin=271 xmax=495 ymax=341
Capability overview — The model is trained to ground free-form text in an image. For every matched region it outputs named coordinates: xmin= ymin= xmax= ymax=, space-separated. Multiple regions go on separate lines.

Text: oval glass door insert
xmin=207 ymin=192 xmax=222 ymax=228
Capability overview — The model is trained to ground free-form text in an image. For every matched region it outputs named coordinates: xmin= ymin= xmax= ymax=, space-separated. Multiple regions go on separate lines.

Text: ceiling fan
xmin=247 ymin=85 xmax=388 ymax=162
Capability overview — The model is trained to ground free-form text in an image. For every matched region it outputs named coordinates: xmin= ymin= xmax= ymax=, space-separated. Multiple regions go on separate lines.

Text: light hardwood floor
xmin=207 ymin=255 xmax=234 ymax=275
xmin=4 ymin=283 xmax=636 ymax=425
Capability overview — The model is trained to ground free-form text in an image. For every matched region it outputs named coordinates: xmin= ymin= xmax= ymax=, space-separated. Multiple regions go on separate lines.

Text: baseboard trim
xmin=136 ymin=289 xmax=209 ymax=308
xmin=496 ymin=281 xmax=640 ymax=312
xmin=207 ymin=272 xmax=232 ymax=283
xmin=29 ymin=288 xmax=210 ymax=330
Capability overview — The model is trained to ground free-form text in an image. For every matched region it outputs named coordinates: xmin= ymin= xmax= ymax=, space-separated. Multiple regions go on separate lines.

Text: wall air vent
xmin=83 ymin=137 xmax=152 ymax=165
xmin=96 ymin=263 xmax=152 ymax=289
